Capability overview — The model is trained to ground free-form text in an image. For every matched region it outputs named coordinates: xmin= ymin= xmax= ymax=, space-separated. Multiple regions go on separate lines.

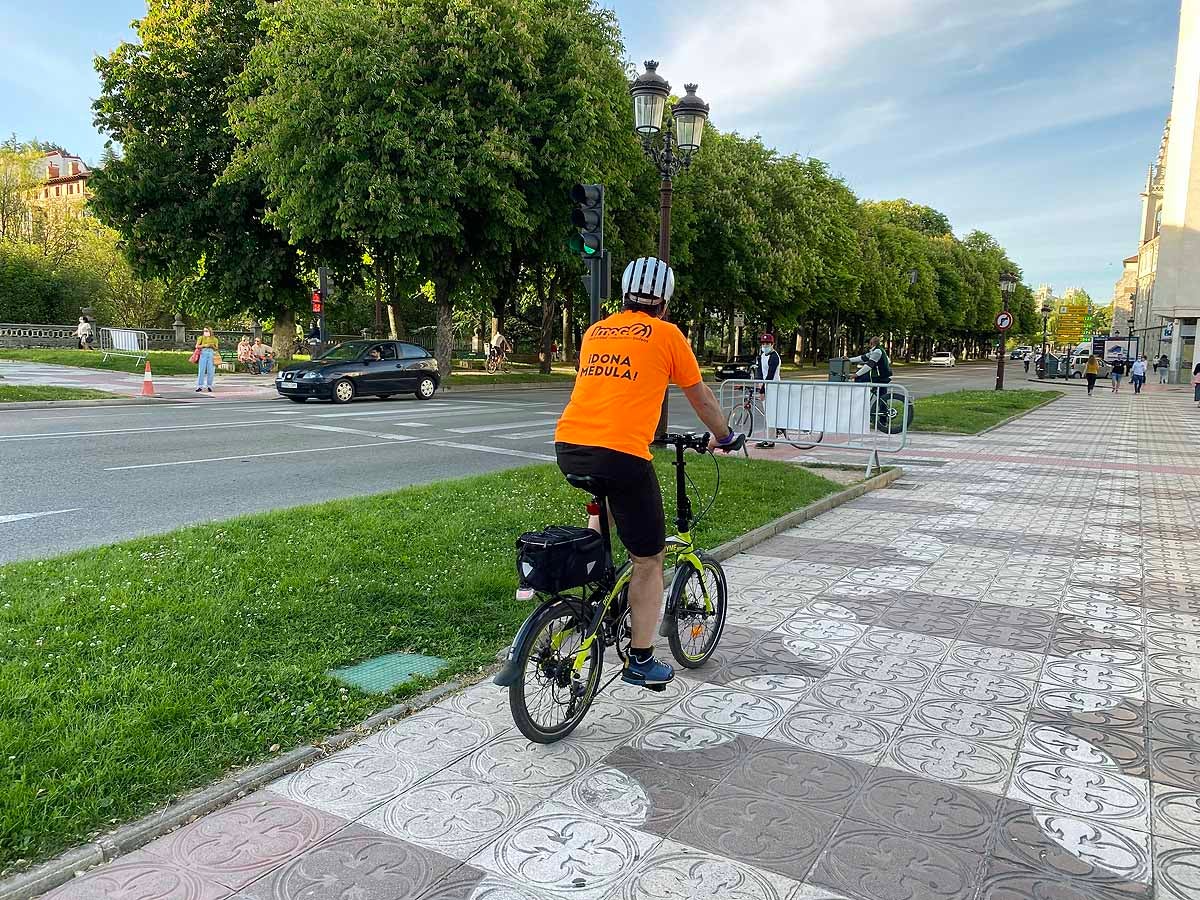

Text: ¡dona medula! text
xmin=579 ymin=353 xmax=639 ymax=380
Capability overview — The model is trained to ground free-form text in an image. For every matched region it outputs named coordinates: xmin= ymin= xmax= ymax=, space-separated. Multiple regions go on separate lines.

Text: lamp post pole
xmin=630 ymin=62 xmax=709 ymax=436
xmin=1040 ymin=304 xmax=1051 ymax=378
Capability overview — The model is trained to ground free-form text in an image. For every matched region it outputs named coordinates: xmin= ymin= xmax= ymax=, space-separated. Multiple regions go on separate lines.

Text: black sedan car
xmin=275 ymin=340 xmax=440 ymax=403
xmin=714 ymin=355 xmax=755 ymax=381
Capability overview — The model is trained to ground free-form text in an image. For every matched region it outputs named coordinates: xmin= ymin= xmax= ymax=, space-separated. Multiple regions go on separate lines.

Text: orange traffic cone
xmin=141 ymin=359 xmax=155 ymax=397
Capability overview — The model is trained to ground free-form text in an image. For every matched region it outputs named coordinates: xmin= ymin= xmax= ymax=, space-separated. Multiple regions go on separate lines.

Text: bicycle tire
xmin=874 ymin=391 xmax=912 ymax=435
xmin=666 ymin=554 xmax=728 ymax=668
xmin=508 ymin=600 xmax=603 ymax=743
xmin=485 ymin=355 xmax=500 ymax=374
xmin=729 ymin=405 xmax=754 ymax=437
xmin=778 ymin=429 xmax=824 ymax=451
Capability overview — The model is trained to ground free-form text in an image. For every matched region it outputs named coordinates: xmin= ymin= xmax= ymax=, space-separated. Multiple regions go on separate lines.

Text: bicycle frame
xmin=494 ymin=437 xmax=715 ymax=687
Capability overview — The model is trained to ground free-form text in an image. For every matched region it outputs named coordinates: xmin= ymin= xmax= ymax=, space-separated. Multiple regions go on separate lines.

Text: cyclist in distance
xmin=848 ymin=334 xmax=893 ymax=384
xmin=555 ymin=257 xmax=743 ymax=688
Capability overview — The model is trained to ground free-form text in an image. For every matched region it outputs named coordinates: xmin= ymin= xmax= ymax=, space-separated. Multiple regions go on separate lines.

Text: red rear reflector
xmin=586 ymin=502 xmax=600 ymax=515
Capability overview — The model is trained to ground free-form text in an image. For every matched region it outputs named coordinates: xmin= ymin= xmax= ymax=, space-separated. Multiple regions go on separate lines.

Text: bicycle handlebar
xmin=653 ymin=431 xmax=747 ymax=453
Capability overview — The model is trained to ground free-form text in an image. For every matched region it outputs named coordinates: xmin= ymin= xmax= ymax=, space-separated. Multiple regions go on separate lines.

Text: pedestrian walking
xmin=1110 ymin=358 xmax=1125 ymax=393
xmin=1084 ymin=354 xmax=1100 ymax=396
xmin=1158 ymin=353 xmax=1170 ymax=384
xmin=1193 ymin=362 xmax=1200 ymax=408
xmin=1130 ymin=356 xmax=1148 ymax=394
xmin=74 ymin=316 xmax=94 ymax=351
xmin=193 ymin=326 xmax=220 ymax=393
xmin=1023 ymin=353 xmax=1030 ymax=374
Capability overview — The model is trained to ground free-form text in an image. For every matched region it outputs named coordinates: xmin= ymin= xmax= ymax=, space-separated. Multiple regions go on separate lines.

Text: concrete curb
xmin=975 ymin=391 xmax=1067 ymax=436
xmin=0 ymin=397 xmax=160 ymax=412
xmin=2 ymin=468 xmax=903 ymax=900
xmin=0 ymin=680 xmax=466 ymax=900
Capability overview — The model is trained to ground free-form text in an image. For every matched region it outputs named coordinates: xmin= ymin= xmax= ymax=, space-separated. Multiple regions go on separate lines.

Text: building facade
xmin=31 ymin=150 xmax=91 ymax=206
xmin=1131 ymin=0 xmax=1200 ymax=380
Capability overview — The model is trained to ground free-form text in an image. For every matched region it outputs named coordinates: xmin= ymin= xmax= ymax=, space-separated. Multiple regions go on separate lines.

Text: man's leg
xmin=627 ymin=551 xmax=666 ymax=647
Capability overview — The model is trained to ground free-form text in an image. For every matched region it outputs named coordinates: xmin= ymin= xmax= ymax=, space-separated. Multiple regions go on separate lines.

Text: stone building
xmin=1130 ymin=0 xmax=1200 ymax=380
xmin=30 ymin=149 xmax=91 ymax=206
xmin=1110 ymin=256 xmax=1138 ymax=336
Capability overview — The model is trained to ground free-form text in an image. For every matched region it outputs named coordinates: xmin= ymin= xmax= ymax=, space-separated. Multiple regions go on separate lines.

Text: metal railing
xmin=718 ymin=378 xmax=911 ymax=475
xmin=99 ymin=327 xmax=149 ymax=365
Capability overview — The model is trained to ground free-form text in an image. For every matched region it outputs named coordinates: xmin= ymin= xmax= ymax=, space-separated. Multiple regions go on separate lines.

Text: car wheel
xmin=1070 ymin=372 xmax=1081 ymax=379
xmin=415 ymin=375 xmax=437 ymax=400
xmin=332 ymin=378 xmax=356 ymax=404
xmin=286 ymin=396 xmax=307 ymax=403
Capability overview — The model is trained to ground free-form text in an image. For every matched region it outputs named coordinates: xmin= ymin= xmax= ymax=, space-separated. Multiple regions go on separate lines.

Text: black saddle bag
xmin=516 ymin=526 xmax=605 ymax=593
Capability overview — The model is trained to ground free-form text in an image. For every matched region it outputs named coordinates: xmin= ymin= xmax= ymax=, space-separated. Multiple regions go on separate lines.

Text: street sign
xmin=733 ymin=312 xmax=745 ymax=328
xmin=995 ymin=311 xmax=1013 ymax=331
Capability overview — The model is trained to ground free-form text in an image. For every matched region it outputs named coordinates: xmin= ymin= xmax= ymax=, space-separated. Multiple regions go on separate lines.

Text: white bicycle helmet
xmin=621 ymin=257 xmax=675 ymax=307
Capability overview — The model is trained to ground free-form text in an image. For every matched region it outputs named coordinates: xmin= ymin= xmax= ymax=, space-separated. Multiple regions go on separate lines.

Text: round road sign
xmin=995 ymin=311 xmax=1014 ymax=331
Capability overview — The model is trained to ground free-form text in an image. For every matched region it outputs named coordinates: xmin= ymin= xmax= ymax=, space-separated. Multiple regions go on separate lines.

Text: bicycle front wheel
xmin=729 ymin=404 xmax=754 ymax=438
xmin=509 ymin=600 xmax=603 ymax=743
xmin=485 ymin=355 xmax=500 ymax=374
xmin=874 ymin=390 xmax=912 ymax=434
xmin=666 ymin=554 xmax=728 ymax=668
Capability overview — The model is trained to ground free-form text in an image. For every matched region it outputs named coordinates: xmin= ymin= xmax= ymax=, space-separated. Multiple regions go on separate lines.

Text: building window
xmin=1155 ymin=208 xmax=1162 ymax=236
xmin=55 ymin=186 xmax=60 ymax=197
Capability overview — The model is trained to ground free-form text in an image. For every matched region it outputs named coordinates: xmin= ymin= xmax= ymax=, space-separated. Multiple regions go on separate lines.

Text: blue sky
xmin=0 ymin=0 xmax=1182 ymax=302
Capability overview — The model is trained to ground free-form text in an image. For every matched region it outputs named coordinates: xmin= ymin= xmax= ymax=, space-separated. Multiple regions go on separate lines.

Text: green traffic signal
xmin=570 ymin=183 xmax=603 ymax=260
xmin=568 ymin=234 xmax=600 ymax=256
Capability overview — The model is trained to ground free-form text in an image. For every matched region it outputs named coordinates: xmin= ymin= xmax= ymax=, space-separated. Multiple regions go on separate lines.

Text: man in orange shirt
xmin=555 ymin=257 xmax=742 ymax=687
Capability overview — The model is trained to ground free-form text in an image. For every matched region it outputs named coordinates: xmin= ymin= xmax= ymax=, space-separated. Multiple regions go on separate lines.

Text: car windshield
xmin=317 ymin=341 xmax=373 ymax=361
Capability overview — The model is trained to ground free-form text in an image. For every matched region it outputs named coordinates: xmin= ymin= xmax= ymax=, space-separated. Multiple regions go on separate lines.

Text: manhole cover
xmin=330 ymin=652 xmax=448 ymax=694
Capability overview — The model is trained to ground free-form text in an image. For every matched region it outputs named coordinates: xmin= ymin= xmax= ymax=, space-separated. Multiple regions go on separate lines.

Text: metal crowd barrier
xmin=100 ymin=327 xmax=149 ymax=365
xmin=718 ymin=378 xmax=911 ymax=476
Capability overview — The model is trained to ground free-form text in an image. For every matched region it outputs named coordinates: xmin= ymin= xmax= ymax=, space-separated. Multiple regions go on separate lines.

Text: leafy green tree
xmin=91 ymin=0 xmax=320 ymax=356
xmin=863 ymin=199 xmax=952 ymax=238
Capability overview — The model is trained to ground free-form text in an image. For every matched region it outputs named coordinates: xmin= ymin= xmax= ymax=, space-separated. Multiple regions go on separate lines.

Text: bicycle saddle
xmin=565 ymin=474 xmax=605 ymax=496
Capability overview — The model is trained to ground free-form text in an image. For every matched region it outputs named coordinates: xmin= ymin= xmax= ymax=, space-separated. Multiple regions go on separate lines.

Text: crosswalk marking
xmin=291 ymin=424 xmax=418 ymax=442
xmin=498 ymin=427 xmax=558 ymax=440
xmin=0 ymin=508 xmax=82 ymax=525
xmin=428 ymin=440 xmax=555 ymax=462
xmin=446 ymin=418 xmax=560 ymax=434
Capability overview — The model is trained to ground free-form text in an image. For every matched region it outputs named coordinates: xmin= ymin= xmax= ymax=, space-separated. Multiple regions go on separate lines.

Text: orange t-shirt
xmin=555 ymin=310 xmax=703 ymax=460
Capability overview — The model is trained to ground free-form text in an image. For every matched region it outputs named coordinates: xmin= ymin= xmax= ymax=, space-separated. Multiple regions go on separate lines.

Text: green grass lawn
xmin=448 ymin=369 xmax=576 ymax=384
xmin=0 ymin=349 xmax=200 ymax=377
xmin=0 ymin=457 xmax=839 ymax=871
xmin=0 ymin=385 xmax=121 ymax=403
xmin=913 ymin=388 xmax=1064 ymax=433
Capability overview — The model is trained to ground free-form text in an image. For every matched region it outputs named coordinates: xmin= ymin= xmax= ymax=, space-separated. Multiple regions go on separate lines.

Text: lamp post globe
xmin=672 ymin=84 xmax=710 ymax=154
xmin=630 ymin=60 xmax=671 ymax=136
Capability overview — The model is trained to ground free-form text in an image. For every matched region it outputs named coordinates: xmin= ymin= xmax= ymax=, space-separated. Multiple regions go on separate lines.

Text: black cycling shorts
xmin=555 ymin=443 xmax=665 ymax=558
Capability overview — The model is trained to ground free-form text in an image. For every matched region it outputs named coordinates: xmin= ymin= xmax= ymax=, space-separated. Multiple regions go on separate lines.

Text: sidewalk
xmin=32 ymin=388 xmax=1200 ymax=900
xmin=0 ymin=361 xmax=278 ymax=401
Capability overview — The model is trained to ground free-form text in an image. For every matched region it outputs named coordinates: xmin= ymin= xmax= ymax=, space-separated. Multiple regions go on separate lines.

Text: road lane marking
xmin=0 ymin=508 xmax=82 ymax=524
xmin=291 ymin=424 xmax=418 ymax=441
xmin=0 ymin=420 xmax=273 ymax=442
xmin=498 ymin=428 xmax=558 ymax=440
xmin=104 ymin=442 xmax=397 ymax=471
xmin=446 ymin=418 xmax=560 ymax=434
xmin=428 ymin=441 xmax=555 ymax=462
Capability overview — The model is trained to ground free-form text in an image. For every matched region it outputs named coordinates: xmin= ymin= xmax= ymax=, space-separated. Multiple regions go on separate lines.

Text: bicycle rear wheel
xmin=729 ymin=404 xmax=754 ymax=437
xmin=666 ymin=555 xmax=728 ymax=668
xmin=486 ymin=355 xmax=500 ymax=374
xmin=508 ymin=600 xmax=603 ymax=743
xmin=874 ymin=390 xmax=912 ymax=434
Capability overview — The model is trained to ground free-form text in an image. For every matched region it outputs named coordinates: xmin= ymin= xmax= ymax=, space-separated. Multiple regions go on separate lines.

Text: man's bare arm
xmin=681 ymin=382 xmax=732 ymax=443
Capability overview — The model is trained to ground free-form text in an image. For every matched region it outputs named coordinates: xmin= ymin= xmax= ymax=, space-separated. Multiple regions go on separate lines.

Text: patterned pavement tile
xmin=671 ymin=685 xmax=795 ymax=737
xmin=924 ymin=667 xmax=1037 ymax=710
xmin=43 ymin=849 xmax=232 ymax=900
xmin=617 ymin=839 xmax=802 ymax=900
xmin=667 ymin=783 xmax=837 ymax=882
xmin=909 ymin=697 xmax=1026 ymax=747
xmin=1021 ymin=718 xmax=1149 ymax=779
xmin=770 ymin=704 xmax=899 ymax=764
xmin=469 ymin=801 xmax=658 ymax=900
xmin=1151 ymin=784 xmax=1200 ymax=843
xmin=238 ymin=824 xmax=458 ymax=900
xmin=1006 ymin=753 xmax=1151 ymax=833
xmin=882 ymin=728 xmax=1015 ymax=794
xmin=810 ymin=822 xmax=985 ymax=900
xmin=722 ymin=740 xmax=868 ymax=815
xmin=946 ymin=641 xmax=1044 ymax=678
xmin=1150 ymin=742 xmax=1200 ymax=792
xmin=441 ymin=733 xmax=602 ymax=797
xmin=803 ymin=677 xmax=920 ymax=723
xmin=142 ymin=793 xmax=346 ymax=890
xmin=977 ymin=856 xmax=1144 ymax=900
xmin=360 ymin=774 xmax=539 ymax=861
xmin=1154 ymin=838 xmax=1200 ymax=900
xmin=989 ymin=802 xmax=1152 ymax=897
xmin=854 ymin=626 xmax=951 ymax=660
xmin=267 ymin=743 xmax=433 ymax=820
xmin=844 ymin=771 xmax=1001 ymax=852
xmin=829 ymin=650 xmax=936 ymax=686
xmin=624 ymin=722 xmax=760 ymax=780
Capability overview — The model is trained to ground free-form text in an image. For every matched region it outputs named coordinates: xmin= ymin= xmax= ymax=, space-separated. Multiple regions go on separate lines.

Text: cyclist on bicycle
xmin=848 ymin=335 xmax=892 ymax=384
xmin=490 ymin=330 xmax=511 ymax=361
xmin=554 ymin=257 xmax=743 ymax=688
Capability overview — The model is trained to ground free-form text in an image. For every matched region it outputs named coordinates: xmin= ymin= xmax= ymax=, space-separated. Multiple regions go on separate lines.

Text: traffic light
xmin=569 ymin=183 xmax=603 ymax=258
xmin=311 ymin=290 xmax=323 ymax=314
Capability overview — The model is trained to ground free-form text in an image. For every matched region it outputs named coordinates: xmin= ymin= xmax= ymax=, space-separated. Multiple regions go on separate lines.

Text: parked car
xmin=275 ymin=339 xmax=440 ymax=403
xmin=929 ymin=352 xmax=956 ymax=367
xmin=714 ymin=355 xmax=755 ymax=381
xmin=1070 ymin=353 xmax=1112 ymax=379
xmin=1011 ymin=345 xmax=1032 ymax=359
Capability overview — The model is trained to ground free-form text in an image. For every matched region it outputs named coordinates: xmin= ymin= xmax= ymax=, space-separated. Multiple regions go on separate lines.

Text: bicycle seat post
xmin=587 ymin=493 xmax=615 ymax=575
xmin=671 ymin=439 xmax=693 ymax=534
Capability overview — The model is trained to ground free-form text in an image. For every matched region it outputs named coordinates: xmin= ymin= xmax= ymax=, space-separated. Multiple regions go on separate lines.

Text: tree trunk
xmin=433 ymin=277 xmax=454 ymax=381
xmin=273 ymin=306 xmax=296 ymax=361
xmin=539 ymin=269 xmax=559 ymax=375
xmin=562 ymin=301 xmax=572 ymax=362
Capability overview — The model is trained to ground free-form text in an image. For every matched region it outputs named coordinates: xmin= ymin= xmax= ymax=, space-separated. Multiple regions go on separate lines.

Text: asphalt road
xmin=0 ymin=363 xmax=1043 ymax=563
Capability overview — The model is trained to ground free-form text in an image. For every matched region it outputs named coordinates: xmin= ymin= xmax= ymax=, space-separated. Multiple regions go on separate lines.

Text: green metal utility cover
xmin=330 ymin=652 xmax=448 ymax=694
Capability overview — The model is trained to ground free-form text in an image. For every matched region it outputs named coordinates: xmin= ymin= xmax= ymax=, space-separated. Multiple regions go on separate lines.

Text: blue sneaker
xmin=623 ymin=654 xmax=674 ymax=687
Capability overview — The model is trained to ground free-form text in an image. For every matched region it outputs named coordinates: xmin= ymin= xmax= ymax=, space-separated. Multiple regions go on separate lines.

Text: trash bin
xmin=828 ymin=357 xmax=850 ymax=382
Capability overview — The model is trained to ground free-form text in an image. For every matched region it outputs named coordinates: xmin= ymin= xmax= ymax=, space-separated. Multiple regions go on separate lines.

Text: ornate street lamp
xmin=631 ymin=61 xmax=709 ymax=434
xmin=630 ymin=61 xmax=709 ymax=263
xmin=995 ymin=273 xmax=1018 ymax=390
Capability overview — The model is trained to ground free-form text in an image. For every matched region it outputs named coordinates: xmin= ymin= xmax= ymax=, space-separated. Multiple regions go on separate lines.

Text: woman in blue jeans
xmin=194 ymin=327 xmax=219 ymax=392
